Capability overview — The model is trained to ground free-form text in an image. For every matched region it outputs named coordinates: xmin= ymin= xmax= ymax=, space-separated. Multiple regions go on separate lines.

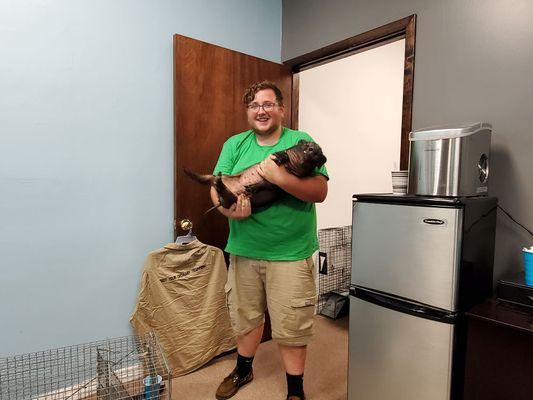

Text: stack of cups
xmin=523 ymin=246 xmax=533 ymax=286
xmin=391 ymin=170 xmax=408 ymax=195
xmin=143 ymin=375 xmax=163 ymax=400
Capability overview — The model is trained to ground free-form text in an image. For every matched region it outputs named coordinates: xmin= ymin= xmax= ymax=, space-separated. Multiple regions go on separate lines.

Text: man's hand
xmin=257 ymin=155 xmax=328 ymax=203
xmin=210 ymin=187 xmax=251 ymax=220
xmin=223 ymin=194 xmax=251 ymax=220
xmin=257 ymin=155 xmax=290 ymax=185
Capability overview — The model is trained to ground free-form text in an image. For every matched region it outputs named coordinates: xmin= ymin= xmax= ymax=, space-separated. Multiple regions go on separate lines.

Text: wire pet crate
xmin=0 ymin=332 xmax=171 ymax=400
xmin=317 ymin=226 xmax=352 ymax=318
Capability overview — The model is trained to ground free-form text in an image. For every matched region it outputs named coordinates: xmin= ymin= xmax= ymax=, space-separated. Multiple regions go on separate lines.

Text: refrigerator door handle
xmin=351 ymin=286 xmax=458 ymax=324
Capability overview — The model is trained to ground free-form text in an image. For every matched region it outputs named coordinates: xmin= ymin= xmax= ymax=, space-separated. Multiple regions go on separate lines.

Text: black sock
xmin=286 ymin=373 xmax=304 ymax=398
xmin=236 ymin=353 xmax=254 ymax=376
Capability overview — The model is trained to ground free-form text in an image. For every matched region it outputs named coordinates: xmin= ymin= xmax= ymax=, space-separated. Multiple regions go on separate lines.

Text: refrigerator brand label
xmin=422 ymin=218 xmax=447 ymax=226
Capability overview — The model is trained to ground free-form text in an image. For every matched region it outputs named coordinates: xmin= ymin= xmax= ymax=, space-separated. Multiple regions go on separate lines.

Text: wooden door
xmin=174 ymin=35 xmax=293 ymax=251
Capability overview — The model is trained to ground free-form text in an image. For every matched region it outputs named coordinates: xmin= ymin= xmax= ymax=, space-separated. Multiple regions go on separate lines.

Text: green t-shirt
xmin=213 ymin=127 xmax=328 ymax=261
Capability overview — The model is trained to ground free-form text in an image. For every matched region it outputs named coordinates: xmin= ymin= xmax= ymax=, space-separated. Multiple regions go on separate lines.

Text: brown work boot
xmin=215 ymin=367 xmax=253 ymax=399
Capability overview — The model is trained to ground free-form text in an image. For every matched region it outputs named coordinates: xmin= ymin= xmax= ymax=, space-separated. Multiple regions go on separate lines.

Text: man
xmin=211 ymin=81 xmax=328 ymax=400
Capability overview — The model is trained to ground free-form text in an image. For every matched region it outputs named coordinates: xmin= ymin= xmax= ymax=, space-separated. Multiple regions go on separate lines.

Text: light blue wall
xmin=0 ymin=0 xmax=281 ymax=357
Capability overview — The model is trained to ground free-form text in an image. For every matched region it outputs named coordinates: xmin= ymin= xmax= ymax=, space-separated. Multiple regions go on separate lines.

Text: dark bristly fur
xmin=184 ymin=140 xmax=327 ymax=213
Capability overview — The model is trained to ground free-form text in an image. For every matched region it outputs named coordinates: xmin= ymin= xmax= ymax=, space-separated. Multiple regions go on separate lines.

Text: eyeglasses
xmin=247 ymin=102 xmax=277 ymax=112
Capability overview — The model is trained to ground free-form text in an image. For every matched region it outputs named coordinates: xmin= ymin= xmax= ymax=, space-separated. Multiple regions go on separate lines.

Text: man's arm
xmin=211 ymin=138 xmax=252 ymax=219
xmin=257 ymin=156 xmax=328 ymax=203
xmin=210 ymin=186 xmax=251 ymax=219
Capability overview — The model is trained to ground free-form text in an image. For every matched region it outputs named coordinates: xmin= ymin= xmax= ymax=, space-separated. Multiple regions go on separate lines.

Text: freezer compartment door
xmin=352 ymin=202 xmax=462 ymax=311
xmin=348 ymin=296 xmax=454 ymax=400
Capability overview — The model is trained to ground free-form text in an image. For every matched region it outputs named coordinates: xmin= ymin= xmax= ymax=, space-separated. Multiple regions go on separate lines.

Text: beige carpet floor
xmin=171 ymin=315 xmax=349 ymax=400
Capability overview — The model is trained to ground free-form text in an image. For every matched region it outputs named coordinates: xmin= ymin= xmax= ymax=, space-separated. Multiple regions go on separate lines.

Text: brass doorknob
xmin=180 ymin=219 xmax=193 ymax=231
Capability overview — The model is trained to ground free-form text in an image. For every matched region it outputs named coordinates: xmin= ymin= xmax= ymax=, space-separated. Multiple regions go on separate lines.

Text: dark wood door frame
xmin=284 ymin=15 xmax=416 ymax=170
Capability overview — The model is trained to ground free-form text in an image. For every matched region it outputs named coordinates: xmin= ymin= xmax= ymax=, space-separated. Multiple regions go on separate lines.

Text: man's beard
xmin=252 ymin=123 xmax=280 ymax=137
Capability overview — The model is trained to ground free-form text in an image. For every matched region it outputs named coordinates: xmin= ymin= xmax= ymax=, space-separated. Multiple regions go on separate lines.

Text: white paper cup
xmin=391 ymin=170 xmax=408 ymax=195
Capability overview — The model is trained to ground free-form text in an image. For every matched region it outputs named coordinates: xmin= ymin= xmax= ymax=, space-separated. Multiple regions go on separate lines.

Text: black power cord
xmin=497 ymin=204 xmax=533 ymax=238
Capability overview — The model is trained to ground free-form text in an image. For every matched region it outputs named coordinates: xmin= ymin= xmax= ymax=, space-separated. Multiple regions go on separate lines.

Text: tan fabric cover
xmin=130 ymin=240 xmax=236 ymax=376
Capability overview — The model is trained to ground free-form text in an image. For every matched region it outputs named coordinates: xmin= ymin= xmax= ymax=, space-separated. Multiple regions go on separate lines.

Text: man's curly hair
xmin=243 ymin=81 xmax=284 ymax=106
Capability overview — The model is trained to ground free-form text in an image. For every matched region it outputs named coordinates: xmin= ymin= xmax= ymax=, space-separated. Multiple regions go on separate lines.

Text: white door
xmin=298 ymin=39 xmax=406 ymax=229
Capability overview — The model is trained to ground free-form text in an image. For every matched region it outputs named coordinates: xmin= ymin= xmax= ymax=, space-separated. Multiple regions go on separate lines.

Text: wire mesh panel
xmin=0 ymin=333 xmax=171 ymax=400
xmin=317 ymin=226 xmax=352 ymax=316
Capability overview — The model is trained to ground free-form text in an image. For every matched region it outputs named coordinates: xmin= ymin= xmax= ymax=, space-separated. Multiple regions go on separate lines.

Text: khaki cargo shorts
xmin=225 ymin=254 xmax=317 ymax=347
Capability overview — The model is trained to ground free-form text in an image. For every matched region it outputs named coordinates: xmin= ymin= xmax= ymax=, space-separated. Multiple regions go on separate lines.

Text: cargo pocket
xmin=288 ymin=295 xmax=317 ymax=332
xmin=224 ymin=282 xmax=237 ymax=329
xmin=224 ymin=282 xmax=232 ymax=311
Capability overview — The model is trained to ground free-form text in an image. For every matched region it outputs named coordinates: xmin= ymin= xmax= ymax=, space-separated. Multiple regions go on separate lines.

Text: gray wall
xmin=283 ymin=0 xmax=533 ymax=281
xmin=0 ymin=0 xmax=281 ymax=357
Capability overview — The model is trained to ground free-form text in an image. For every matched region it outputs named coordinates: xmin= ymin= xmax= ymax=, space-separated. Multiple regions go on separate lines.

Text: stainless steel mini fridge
xmin=348 ymin=194 xmax=497 ymax=400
